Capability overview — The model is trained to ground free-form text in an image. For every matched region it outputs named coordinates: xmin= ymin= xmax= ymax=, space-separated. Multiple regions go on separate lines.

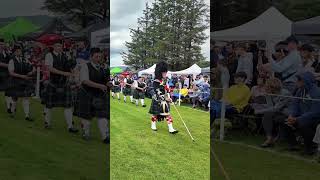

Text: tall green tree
xmin=122 ymin=0 xmax=209 ymax=71
xmin=42 ymin=0 xmax=108 ymax=28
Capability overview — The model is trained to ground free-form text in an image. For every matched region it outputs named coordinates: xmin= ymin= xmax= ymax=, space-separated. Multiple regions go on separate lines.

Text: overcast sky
xmin=0 ymin=0 xmax=49 ymax=18
xmin=110 ymin=0 xmax=210 ymax=67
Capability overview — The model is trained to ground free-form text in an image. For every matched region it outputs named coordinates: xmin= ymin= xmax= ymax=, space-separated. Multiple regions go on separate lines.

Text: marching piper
xmin=74 ymin=48 xmax=109 ymax=144
xmin=133 ymin=76 xmax=147 ymax=107
xmin=0 ymin=39 xmax=12 ymax=113
xmin=112 ymin=75 xmax=121 ymax=100
xmin=6 ymin=45 xmax=35 ymax=120
xmin=44 ymin=41 xmax=78 ymax=133
xmin=149 ymin=61 xmax=178 ymax=134
xmin=123 ymin=74 xmax=134 ymax=103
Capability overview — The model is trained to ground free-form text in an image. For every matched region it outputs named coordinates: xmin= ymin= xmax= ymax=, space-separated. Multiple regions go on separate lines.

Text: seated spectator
xmin=281 ymin=72 xmax=320 ymax=155
xmin=198 ymin=83 xmax=210 ymax=109
xmin=189 ymin=85 xmax=201 ymax=108
xmin=224 ymin=72 xmax=251 ymax=114
xmin=172 ymin=84 xmax=188 ymax=103
xmin=235 ymin=43 xmax=253 ymax=86
xmin=254 ymin=78 xmax=291 ymax=148
xmin=300 ymin=44 xmax=315 ymax=73
xmin=250 ymin=76 xmax=266 ymax=99
xmin=212 ymin=72 xmax=251 ymax=120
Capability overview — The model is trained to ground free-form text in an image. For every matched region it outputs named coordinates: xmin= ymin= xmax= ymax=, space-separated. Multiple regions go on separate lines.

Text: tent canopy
xmin=211 ymin=7 xmax=292 ymax=41
xmin=110 ymin=67 xmax=123 ymax=74
xmin=293 ymin=16 xmax=320 ymax=35
xmin=169 ymin=64 xmax=202 ymax=75
xmin=138 ymin=64 xmax=156 ymax=76
xmin=0 ymin=17 xmax=39 ymax=41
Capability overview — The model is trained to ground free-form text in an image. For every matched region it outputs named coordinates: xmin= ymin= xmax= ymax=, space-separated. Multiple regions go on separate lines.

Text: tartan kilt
xmin=5 ymin=77 xmax=34 ymax=98
xmin=149 ymin=99 xmax=170 ymax=115
xmin=0 ymin=72 xmax=9 ymax=91
xmin=112 ymin=86 xmax=120 ymax=93
xmin=123 ymin=87 xmax=133 ymax=96
xmin=133 ymin=90 xmax=145 ymax=99
xmin=44 ymin=83 xmax=73 ymax=108
xmin=74 ymin=88 xmax=109 ymax=120
xmin=40 ymin=81 xmax=48 ymax=104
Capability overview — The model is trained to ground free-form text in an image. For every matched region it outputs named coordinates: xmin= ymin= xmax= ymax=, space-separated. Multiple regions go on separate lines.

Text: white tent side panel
xmin=211 ymin=7 xmax=292 ymax=41
xmin=91 ymin=28 xmax=108 ymax=48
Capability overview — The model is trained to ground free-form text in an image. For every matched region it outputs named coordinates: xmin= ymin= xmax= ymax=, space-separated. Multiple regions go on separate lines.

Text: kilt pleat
xmin=5 ymin=77 xmax=34 ymax=98
xmin=45 ymin=83 xmax=73 ymax=108
xmin=74 ymin=88 xmax=109 ymax=120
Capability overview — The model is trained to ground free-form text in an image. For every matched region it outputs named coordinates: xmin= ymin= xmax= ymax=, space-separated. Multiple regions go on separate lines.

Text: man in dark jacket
xmin=283 ymin=71 xmax=320 ymax=155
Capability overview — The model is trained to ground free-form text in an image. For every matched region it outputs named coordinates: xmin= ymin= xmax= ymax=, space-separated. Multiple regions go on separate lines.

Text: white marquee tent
xmin=169 ymin=64 xmax=202 ymax=76
xmin=138 ymin=64 xmax=156 ymax=76
xmin=211 ymin=7 xmax=292 ymax=41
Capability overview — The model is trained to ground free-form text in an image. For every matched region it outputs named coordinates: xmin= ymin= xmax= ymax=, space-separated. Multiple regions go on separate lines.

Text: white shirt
xmin=45 ymin=51 xmax=62 ymax=68
xmin=8 ymin=57 xmax=25 ymax=72
xmin=132 ymin=80 xmax=138 ymax=88
xmin=79 ymin=62 xmax=101 ymax=83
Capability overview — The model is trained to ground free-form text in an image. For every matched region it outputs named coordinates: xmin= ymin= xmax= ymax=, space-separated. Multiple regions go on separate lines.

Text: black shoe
xmin=301 ymin=148 xmax=317 ymax=156
xmin=142 ymin=105 xmax=146 ymax=107
xmin=44 ymin=122 xmax=52 ymax=129
xmin=82 ymin=135 xmax=90 ymax=141
xmin=68 ymin=128 xmax=79 ymax=133
xmin=260 ymin=142 xmax=274 ymax=148
xmin=131 ymin=102 xmax=134 ymax=104
xmin=169 ymin=130 xmax=179 ymax=134
xmin=25 ymin=117 xmax=34 ymax=122
xmin=7 ymin=109 xmax=12 ymax=114
xmin=103 ymin=137 xmax=110 ymax=144
xmin=287 ymin=145 xmax=300 ymax=152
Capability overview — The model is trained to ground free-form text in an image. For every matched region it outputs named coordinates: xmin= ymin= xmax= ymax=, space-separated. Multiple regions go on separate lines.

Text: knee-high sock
xmin=111 ymin=92 xmax=115 ymax=97
xmin=11 ymin=99 xmax=17 ymax=113
xmin=124 ymin=96 xmax=127 ymax=101
xmin=5 ymin=96 xmax=12 ymax=109
xmin=140 ymin=99 xmax=145 ymax=105
xmin=135 ymin=99 xmax=139 ymax=105
xmin=81 ymin=118 xmax=91 ymax=137
xmin=64 ymin=108 xmax=73 ymax=129
xmin=117 ymin=93 xmax=120 ymax=99
xmin=22 ymin=98 xmax=30 ymax=117
xmin=45 ymin=108 xmax=51 ymax=125
xmin=130 ymin=96 xmax=133 ymax=102
xmin=97 ymin=118 xmax=108 ymax=140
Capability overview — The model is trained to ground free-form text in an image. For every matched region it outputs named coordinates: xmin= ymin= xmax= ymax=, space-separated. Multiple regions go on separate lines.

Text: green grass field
xmin=212 ymin=138 xmax=320 ymax=180
xmin=110 ymin=95 xmax=210 ymax=180
xmin=0 ymin=93 xmax=107 ymax=180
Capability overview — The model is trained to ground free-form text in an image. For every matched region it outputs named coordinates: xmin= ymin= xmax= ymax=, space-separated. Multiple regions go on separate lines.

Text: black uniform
xmin=112 ymin=79 xmax=121 ymax=93
xmin=5 ymin=57 xmax=34 ymax=98
xmin=45 ymin=53 xmax=75 ymax=108
xmin=0 ymin=52 xmax=10 ymax=91
xmin=149 ymin=79 xmax=170 ymax=117
xmin=133 ymin=81 xmax=146 ymax=99
xmin=123 ymin=78 xmax=134 ymax=96
xmin=74 ymin=63 xmax=109 ymax=120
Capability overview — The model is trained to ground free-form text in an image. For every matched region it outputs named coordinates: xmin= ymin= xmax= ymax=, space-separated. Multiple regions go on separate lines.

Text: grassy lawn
xmin=212 ymin=134 xmax=320 ymax=180
xmin=0 ymin=93 xmax=107 ymax=180
xmin=110 ymin=95 xmax=210 ymax=180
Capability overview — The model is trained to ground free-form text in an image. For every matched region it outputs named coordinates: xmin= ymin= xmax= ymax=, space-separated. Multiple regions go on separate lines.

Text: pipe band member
xmin=133 ymin=76 xmax=147 ymax=107
xmin=0 ymin=38 xmax=12 ymax=113
xmin=149 ymin=61 xmax=178 ymax=134
xmin=123 ymin=74 xmax=134 ymax=103
xmin=74 ymin=48 xmax=110 ymax=144
xmin=6 ymin=45 xmax=35 ymax=121
xmin=44 ymin=40 xmax=78 ymax=133
xmin=111 ymin=75 xmax=121 ymax=100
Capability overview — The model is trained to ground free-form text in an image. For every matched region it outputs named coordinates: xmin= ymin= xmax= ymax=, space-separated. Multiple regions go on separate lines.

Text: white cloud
xmin=110 ymin=0 xmax=210 ymax=67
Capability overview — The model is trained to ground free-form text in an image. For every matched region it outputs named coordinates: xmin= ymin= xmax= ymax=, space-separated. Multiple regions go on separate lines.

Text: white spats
xmin=98 ymin=118 xmax=108 ymax=140
xmin=151 ymin=121 xmax=157 ymax=130
xmin=167 ymin=123 xmax=176 ymax=133
xmin=22 ymin=98 xmax=30 ymax=117
xmin=5 ymin=96 xmax=12 ymax=109
xmin=64 ymin=108 xmax=74 ymax=129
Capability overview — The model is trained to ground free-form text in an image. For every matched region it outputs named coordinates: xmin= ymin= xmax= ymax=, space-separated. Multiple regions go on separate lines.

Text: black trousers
xmin=281 ymin=118 xmax=320 ymax=150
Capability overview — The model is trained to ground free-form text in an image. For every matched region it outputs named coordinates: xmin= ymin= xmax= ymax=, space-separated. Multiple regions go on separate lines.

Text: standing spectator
xmin=300 ymin=44 xmax=315 ymax=73
xmin=269 ymin=36 xmax=302 ymax=93
xmin=235 ymin=43 xmax=253 ymax=86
